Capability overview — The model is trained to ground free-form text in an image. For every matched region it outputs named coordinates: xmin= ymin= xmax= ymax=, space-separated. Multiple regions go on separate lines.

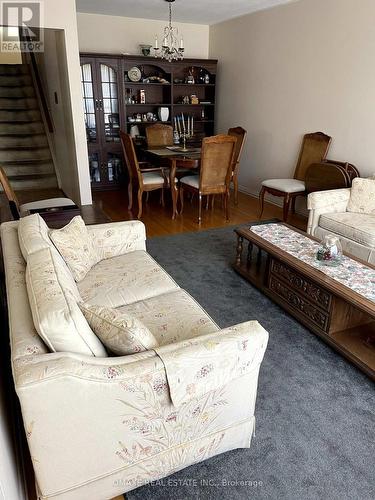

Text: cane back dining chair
xmin=179 ymin=134 xmax=237 ymax=224
xmin=259 ymin=131 xmax=332 ymax=221
xmin=228 ymin=126 xmax=247 ymax=205
xmin=120 ymin=131 xmax=171 ymax=219
xmin=146 ymin=124 xmax=174 ymax=148
xmin=0 ymin=166 xmax=75 ymax=220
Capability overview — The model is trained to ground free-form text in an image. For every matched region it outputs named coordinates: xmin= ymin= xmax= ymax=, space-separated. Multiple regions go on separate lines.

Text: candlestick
xmin=182 ymin=113 xmax=186 ymax=132
xmin=192 ymin=116 xmax=194 ymax=136
xmin=187 ymin=116 xmax=190 ymax=136
xmin=154 ymin=36 xmax=158 ymax=49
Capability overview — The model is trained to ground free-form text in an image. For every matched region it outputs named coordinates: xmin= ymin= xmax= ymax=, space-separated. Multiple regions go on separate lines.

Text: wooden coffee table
xmin=234 ymin=222 xmax=375 ymax=380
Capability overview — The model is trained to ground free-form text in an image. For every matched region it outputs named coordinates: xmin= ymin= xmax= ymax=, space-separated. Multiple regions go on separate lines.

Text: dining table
xmin=143 ymin=146 xmax=201 ymax=219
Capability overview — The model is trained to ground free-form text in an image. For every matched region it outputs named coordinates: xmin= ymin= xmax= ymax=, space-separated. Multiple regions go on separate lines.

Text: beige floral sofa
xmin=307 ymin=179 xmax=375 ymax=265
xmin=1 ymin=214 xmax=269 ymax=500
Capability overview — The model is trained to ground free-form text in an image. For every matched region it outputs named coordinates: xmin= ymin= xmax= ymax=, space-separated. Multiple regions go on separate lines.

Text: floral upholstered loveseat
xmin=1 ymin=214 xmax=269 ymax=500
xmin=307 ymin=178 xmax=375 ymax=264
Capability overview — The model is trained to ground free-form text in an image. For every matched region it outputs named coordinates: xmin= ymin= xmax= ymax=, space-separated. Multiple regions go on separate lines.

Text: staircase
xmin=0 ymin=63 xmax=58 ymax=191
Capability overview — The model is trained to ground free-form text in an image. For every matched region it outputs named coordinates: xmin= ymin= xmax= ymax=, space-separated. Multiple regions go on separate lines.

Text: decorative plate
xmin=128 ymin=66 xmax=142 ymax=82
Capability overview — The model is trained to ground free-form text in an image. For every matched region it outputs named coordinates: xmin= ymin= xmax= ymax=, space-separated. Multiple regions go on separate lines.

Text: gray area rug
xmin=127 ymin=224 xmax=375 ymax=500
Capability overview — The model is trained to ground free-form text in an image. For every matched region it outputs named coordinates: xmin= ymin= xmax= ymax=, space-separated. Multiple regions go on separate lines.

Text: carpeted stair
xmin=0 ymin=63 xmax=58 ymax=191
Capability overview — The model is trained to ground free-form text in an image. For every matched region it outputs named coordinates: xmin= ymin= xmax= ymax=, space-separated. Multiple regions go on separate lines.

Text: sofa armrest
xmin=86 ymin=220 xmax=146 ymax=259
xmin=155 ymin=321 xmax=268 ymax=406
xmin=13 ymin=321 xmax=268 ymax=391
xmin=14 ymin=322 xmax=268 ymax=497
xmin=307 ymin=188 xmax=351 ymax=210
xmin=307 ymin=189 xmax=350 ymax=235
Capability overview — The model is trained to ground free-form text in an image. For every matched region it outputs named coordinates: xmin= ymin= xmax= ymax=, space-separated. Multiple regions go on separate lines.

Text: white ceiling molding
xmin=76 ymin=0 xmax=299 ymax=26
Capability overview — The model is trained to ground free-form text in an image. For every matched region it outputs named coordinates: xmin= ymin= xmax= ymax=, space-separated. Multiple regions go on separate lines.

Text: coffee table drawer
xmin=270 ymin=258 xmax=332 ymax=311
xmin=268 ymin=274 xmax=330 ymax=331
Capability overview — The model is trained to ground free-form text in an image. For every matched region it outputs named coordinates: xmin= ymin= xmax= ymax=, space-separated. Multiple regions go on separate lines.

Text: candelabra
xmin=174 ymin=114 xmax=194 ymax=151
xmin=179 ymin=131 xmax=192 ymax=152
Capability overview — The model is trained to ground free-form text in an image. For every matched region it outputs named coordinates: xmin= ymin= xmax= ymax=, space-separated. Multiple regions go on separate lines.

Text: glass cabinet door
xmin=81 ymin=63 xmax=98 ymax=143
xmin=100 ymin=64 xmax=120 ymax=143
xmin=107 ymin=152 xmax=123 ymax=183
xmin=88 ymin=152 xmax=101 ymax=184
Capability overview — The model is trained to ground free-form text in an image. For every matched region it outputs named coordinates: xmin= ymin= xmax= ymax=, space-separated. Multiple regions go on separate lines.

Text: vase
xmin=158 ymin=107 xmax=169 ymax=122
xmin=139 ymin=44 xmax=152 ymax=57
xmin=316 ymin=235 xmax=343 ymax=266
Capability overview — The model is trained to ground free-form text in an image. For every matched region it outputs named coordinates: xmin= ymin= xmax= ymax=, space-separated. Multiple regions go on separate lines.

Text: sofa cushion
xmin=18 ymin=213 xmax=52 ymax=260
xmin=319 ymin=212 xmax=375 ymax=248
xmin=50 ymin=216 xmax=100 ymax=282
xmin=80 ymin=303 xmax=158 ymax=355
xmin=117 ymin=289 xmax=219 ymax=346
xmin=347 ymin=178 xmax=375 ymax=215
xmin=77 ymin=250 xmax=179 ymax=308
xmin=26 ymin=247 xmax=107 ymax=357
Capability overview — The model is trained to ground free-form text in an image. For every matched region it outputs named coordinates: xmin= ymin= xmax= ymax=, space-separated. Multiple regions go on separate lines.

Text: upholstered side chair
xmin=228 ymin=126 xmax=247 ymax=205
xmin=180 ymin=134 xmax=236 ymax=224
xmin=259 ymin=132 xmax=332 ymax=221
xmin=120 ymin=131 xmax=169 ymax=219
xmin=0 ymin=166 xmax=75 ymax=220
xmin=146 ymin=123 xmax=174 ymax=148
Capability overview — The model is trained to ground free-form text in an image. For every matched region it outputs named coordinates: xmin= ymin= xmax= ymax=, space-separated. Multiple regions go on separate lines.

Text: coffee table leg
xmin=256 ymin=247 xmax=262 ymax=268
xmin=236 ymin=235 xmax=243 ymax=266
xmin=247 ymin=242 xmax=253 ymax=268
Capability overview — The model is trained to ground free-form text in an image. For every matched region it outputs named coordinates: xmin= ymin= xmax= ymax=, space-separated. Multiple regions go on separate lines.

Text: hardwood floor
xmin=93 ymin=188 xmax=307 ymax=237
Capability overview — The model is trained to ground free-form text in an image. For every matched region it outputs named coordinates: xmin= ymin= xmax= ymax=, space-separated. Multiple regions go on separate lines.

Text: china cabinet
xmin=80 ymin=54 xmax=218 ymax=190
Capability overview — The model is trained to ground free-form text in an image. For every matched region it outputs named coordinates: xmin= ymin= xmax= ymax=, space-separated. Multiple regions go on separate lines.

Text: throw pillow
xmin=26 ymin=247 xmax=107 ymax=357
xmin=49 ymin=216 xmax=99 ymax=282
xmin=347 ymin=178 xmax=375 ymax=215
xmin=80 ymin=303 xmax=159 ymax=355
xmin=18 ymin=213 xmax=52 ymax=260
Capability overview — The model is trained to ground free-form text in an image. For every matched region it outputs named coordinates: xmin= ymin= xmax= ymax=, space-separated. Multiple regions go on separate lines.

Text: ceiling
xmin=75 ymin=0 xmax=297 ymax=25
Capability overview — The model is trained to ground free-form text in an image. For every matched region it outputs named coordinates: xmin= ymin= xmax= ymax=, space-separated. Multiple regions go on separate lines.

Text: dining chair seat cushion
xmin=261 ymin=178 xmax=306 ymax=193
xmin=141 ymin=172 xmax=165 ymax=185
xmin=80 ymin=303 xmax=158 ymax=355
xmin=180 ymin=175 xmax=199 ymax=189
xmin=20 ymin=197 xmax=75 ymax=217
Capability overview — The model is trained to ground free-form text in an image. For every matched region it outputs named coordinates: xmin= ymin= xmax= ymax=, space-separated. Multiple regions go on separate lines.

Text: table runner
xmin=250 ymin=223 xmax=375 ymax=302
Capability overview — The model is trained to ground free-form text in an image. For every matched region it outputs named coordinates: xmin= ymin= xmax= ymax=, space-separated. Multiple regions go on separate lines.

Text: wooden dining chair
xmin=146 ymin=124 xmax=173 ymax=148
xmin=179 ymin=135 xmax=236 ymax=224
xmin=259 ymin=131 xmax=332 ymax=221
xmin=120 ymin=131 xmax=169 ymax=219
xmin=228 ymin=126 xmax=247 ymax=205
xmin=0 ymin=166 xmax=75 ymax=220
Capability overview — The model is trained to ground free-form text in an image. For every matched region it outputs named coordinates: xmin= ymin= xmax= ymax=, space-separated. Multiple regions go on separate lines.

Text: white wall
xmin=35 ymin=29 xmax=83 ymax=204
xmin=77 ymin=12 xmax=209 ymax=58
xmin=209 ymin=0 xmax=375 ymax=203
xmin=43 ymin=0 xmax=92 ymax=205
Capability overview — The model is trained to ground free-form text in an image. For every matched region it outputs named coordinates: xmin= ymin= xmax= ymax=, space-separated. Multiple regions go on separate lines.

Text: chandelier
xmin=154 ymin=0 xmax=184 ymax=62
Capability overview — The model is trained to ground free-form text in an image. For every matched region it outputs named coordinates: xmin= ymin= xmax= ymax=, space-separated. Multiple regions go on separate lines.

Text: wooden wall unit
xmin=80 ymin=54 xmax=218 ymax=191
